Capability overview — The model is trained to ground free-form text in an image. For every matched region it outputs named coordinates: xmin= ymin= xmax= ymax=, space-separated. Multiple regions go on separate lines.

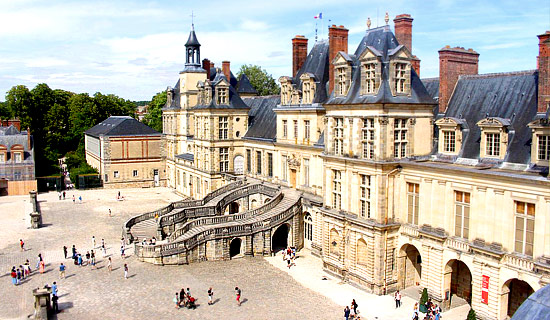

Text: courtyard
xmin=0 ymin=188 xmax=468 ymax=319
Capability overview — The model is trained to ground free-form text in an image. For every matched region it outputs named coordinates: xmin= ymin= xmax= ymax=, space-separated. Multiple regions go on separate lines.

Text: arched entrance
xmin=230 ymin=238 xmax=242 ymax=258
xmin=234 ymin=155 xmax=244 ymax=174
xmin=250 ymin=199 xmax=257 ymax=209
xmin=501 ymin=279 xmax=534 ymax=318
xmin=304 ymin=213 xmax=312 ymax=249
xmin=398 ymin=244 xmax=422 ymax=289
xmin=272 ymin=224 xmax=289 ymax=253
xmin=444 ymin=259 xmax=472 ymax=306
xmin=229 ymin=202 xmax=239 ymax=214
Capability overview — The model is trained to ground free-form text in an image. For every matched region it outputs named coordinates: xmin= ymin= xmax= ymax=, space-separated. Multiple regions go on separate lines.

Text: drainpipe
xmin=383 ymin=166 xmax=402 ymax=294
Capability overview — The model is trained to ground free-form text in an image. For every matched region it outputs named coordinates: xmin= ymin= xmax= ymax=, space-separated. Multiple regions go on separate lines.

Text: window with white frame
xmin=407 ymin=183 xmax=419 ymax=225
xmin=394 ymin=119 xmax=408 ymax=158
xmin=216 ymin=87 xmax=228 ymax=105
xmin=334 ymin=118 xmax=344 ymax=155
xmin=443 ymin=130 xmax=456 ymax=153
xmin=332 ymin=170 xmax=342 ymax=210
xmin=219 ymin=147 xmax=229 ymax=172
xmin=303 ymin=82 xmax=312 ymax=104
xmin=362 ymin=118 xmax=375 ymax=159
xmin=303 ymin=158 xmax=310 ymax=187
xmin=394 ymin=63 xmax=407 ymax=93
xmin=364 ymin=63 xmax=376 ymax=94
xmin=360 ymin=174 xmax=371 ymax=218
xmin=283 ymin=120 xmax=288 ymax=138
xmin=13 ymin=152 xmax=22 ymax=163
xmin=282 ymin=156 xmax=288 ymax=181
xmin=514 ymin=201 xmax=535 ymax=256
xmin=337 ymin=67 xmax=348 ymax=96
xmin=293 ymin=120 xmax=298 ymax=139
xmin=537 ymin=134 xmax=550 ymax=161
xmin=454 ymin=191 xmax=470 ymax=239
xmin=218 ymin=116 xmax=228 ymax=140
xmin=485 ymin=132 xmax=500 ymax=157
xmin=304 ymin=120 xmax=310 ymax=141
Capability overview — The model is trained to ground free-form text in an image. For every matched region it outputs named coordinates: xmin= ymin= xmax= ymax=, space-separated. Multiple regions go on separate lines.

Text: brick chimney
xmin=438 ymin=46 xmax=479 ymax=113
xmin=27 ymin=127 xmax=31 ymax=149
xmin=292 ymin=35 xmax=308 ymax=78
xmin=202 ymin=58 xmax=211 ymax=79
xmin=394 ymin=14 xmax=413 ymax=52
xmin=8 ymin=119 xmax=21 ymax=131
xmin=222 ymin=61 xmax=231 ymax=82
xmin=537 ymin=31 xmax=550 ymax=113
xmin=329 ymin=25 xmax=349 ymax=94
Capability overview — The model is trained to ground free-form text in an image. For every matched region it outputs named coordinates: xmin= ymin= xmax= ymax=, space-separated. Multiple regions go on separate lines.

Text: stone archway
xmin=304 ymin=212 xmax=312 ymax=249
xmin=397 ymin=244 xmax=422 ymax=290
xmin=230 ymin=238 xmax=242 ymax=258
xmin=500 ymin=278 xmax=534 ymax=318
xmin=444 ymin=259 xmax=472 ymax=306
xmin=272 ymin=223 xmax=289 ymax=253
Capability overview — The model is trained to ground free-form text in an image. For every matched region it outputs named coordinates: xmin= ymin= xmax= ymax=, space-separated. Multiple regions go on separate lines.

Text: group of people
xmin=139 ymin=237 xmax=157 ymax=246
xmin=343 ymin=299 xmax=360 ymax=320
xmin=282 ymin=247 xmax=296 ymax=269
xmin=9 ymin=252 xmax=46 ymax=286
xmin=415 ymin=299 xmax=442 ymax=320
xmin=173 ymin=286 xmax=242 ymax=309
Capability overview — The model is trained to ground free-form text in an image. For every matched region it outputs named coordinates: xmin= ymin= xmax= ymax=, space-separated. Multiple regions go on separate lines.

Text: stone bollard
xmin=32 ymin=287 xmax=51 ymax=319
xmin=29 ymin=190 xmax=41 ymax=229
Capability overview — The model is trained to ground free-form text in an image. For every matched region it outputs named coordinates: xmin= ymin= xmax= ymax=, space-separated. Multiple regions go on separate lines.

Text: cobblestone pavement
xmin=0 ymin=188 xmax=340 ymax=320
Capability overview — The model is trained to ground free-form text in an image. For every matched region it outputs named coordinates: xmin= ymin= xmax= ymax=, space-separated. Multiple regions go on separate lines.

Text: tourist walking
xmin=24 ymin=260 xmax=31 ymax=276
xmin=351 ymin=298 xmax=358 ymax=315
xmin=77 ymin=253 xmax=83 ymax=266
xmin=63 ymin=246 xmax=68 ymax=259
xmin=37 ymin=254 xmax=45 ymax=273
xmin=62 ymin=191 xmax=66 ymax=200
xmin=208 ymin=287 xmax=214 ymax=305
xmin=344 ymin=306 xmax=351 ymax=320
xmin=124 ymin=264 xmax=128 ymax=279
xmin=107 ymin=257 xmax=112 ymax=272
xmin=78 ymin=195 xmax=82 ymax=203
xmin=72 ymin=195 xmax=75 ymax=203
xmin=85 ymin=251 xmax=90 ymax=265
xmin=235 ymin=286 xmax=241 ymax=306
xmin=92 ymin=236 xmax=96 ymax=249
xmin=71 ymin=245 xmax=76 ymax=259
xmin=120 ymin=246 xmax=125 ymax=259
xmin=173 ymin=292 xmax=180 ymax=309
xmin=10 ymin=267 xmax=17 ymax=285
xmin=90 ymin=250 xmax=96 ymax=269
xmin=16 ymin=268 xmax=21 ymax=284
xmin=52 ymin=282 xmax=58 ymax=297
xmin=59 ymin=263 xmax=65 ymax=279
xmin=19 ymin=239 xmax=24 ymax=251
xmin=109 ymin=209 xmax=112 ymax=217
xmin=395 ymin=290 xmax=402 ymax=308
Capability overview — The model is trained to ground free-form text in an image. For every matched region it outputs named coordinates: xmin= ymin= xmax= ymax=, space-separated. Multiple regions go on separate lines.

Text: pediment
xmin=388 ymin=45 xmax=413 ymax=60
xmin=332 ymin=51 xmax=352 ymax=65
xmin=476 ymin=117 xmax=510 ymax=127
xmin=527 ymin=117 xmax=550 ymax=128
xmin=359 ymin=46 xmax=382 ymax=61
xmin=435 ymin=117 xmax=461 ymax=126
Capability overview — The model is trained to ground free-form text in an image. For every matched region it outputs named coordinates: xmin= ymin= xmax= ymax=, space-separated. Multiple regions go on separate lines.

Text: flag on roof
xmin=314 ymin=13 xmax=323 ymax=19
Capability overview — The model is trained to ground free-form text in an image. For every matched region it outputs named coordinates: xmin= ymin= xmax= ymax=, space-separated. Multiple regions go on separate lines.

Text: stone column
xmin=263 ymin=230 xmax=271 ymax=255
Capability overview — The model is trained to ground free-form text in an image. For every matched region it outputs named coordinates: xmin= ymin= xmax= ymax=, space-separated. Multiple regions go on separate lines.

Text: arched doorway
xmin=501 ymin=279 xmax=534 ymax=318
xmin=230 ymin=238 xmax=242 ymax=258
xmin=444 ymin=259 xmax=472 ymax=306
xmin=304 ymin=213 xmax=312 ymax=249
xmin=398 ymin=244 xmax=422 ymax=289
xmin=234 ymin=155 xmax=244 ymax=174
xmin=272 ymin=224 xmax=289 ymax=253
xmin=229 ymin=202 xmax=239 ymax=214
xmin=250 ymin=199 xmax=257 ymax=209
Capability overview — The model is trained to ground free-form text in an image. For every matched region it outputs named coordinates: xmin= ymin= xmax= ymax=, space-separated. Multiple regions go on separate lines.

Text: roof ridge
xmin=421 ymin=77 xmax=439 ymax=81
xmin=459 ymin=70 xmax=536 ymax=79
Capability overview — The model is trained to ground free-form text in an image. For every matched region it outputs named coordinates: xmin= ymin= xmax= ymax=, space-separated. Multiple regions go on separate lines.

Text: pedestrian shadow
xmin=41 ymin=223 xmax=53 ymax=227
xmin=65 ymin=274 xmax=75 ymax=279
xmin=58 ymin=292 xmax=70 ymax=298
xmin=127 ymin=274 xmax=136 ymax=279
xmin=241 ymin=298 xmax=248 ymax=304
xmin=58 ymin=301 xmax=73 ymax=310
xmin=95 ymin=266 xmax=104 ymax=270
xmin=111 ymin=267 xmax=120 ymax=271
xmin=212 ymin=298 xmax=220 ymax=305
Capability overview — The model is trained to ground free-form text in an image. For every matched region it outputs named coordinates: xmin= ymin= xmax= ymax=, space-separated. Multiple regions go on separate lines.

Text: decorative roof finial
xmin=384 ymin=12 xmax=389 ymax=25
xmin=367 ymin=17 xmax=371 ymax=29
xmin=190 ymin=11 xmax=196 ymax=30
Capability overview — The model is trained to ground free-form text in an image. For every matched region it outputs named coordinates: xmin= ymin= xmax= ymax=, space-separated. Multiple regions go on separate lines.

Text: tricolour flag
xmin=314 ymin=12 xmax=323 ymax=19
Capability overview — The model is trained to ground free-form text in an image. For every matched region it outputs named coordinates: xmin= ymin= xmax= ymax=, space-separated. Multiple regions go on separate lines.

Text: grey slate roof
xmin=511 ymin=285 xmax=550 ymax=320
xmin=0 ymin=125 xmax=33 ymax=161
xmin=236 ymin=74 xmax=257 ymax=95
xmin=192 ymin=73 xmax=250 ymax=110
xmin=293 ymin=40 xmax=330 ymax=104
xmin=242 ymin=96 xmax=280 ymax=140
xmin=442 ymin=71 xmax=537 ymax=164
xmin=185 ymin=29 xmax=201 ymax=47
xmin=175 ymin=153 xmax=194 ymax=162
xmin=422 ymin=77 xmax=439 ymax=100
xmin=164 ymin=79 xmax=181 ymax=110
xmin=85 ymin=116 xmax=160 ymax=138
xmin=327 ymin=26 xmax=436 ymax=106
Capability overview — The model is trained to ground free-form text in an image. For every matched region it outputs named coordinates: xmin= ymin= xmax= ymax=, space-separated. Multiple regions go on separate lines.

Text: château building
xmin=161 ymin=15 xmax=550 ymax=320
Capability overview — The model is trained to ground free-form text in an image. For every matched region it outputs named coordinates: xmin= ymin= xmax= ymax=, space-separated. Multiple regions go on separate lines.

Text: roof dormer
xmin=279 ymin=76 xmax=293 ymax=105
xmin=214 ymin=77 xmax=229 ymax=105
xmin=388 ymin=45 xmax=413 ymax=96
xmin=299 ymin=73 xmax=317 ymax=104
xmin=527 ymin=117 xmax=550 ymax=166
xmin=332 ymin=51 xmax=352 ymax=97
xmin=358 ymin=46 xmax=382 ymax=96
xmin=435 ymin=117 xmax=466 ymax=155
xmin=476 ymin=117 xmax=511 ymax=160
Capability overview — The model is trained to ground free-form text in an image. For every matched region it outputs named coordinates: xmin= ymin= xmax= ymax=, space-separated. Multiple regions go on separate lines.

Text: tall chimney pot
xmin=328 ymin=25 xmax=349 ymax=95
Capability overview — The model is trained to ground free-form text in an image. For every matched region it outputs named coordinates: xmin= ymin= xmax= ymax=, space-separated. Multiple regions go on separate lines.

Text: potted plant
xmin=419 ymin=288 xmax=429 ymax=313
xmin=467 ymin=308 xmax=476 ymax=320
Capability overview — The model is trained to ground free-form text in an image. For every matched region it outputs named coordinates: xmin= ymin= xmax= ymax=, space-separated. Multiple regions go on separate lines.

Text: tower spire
xmin=190 ymin=11 xmax=195 ymax=30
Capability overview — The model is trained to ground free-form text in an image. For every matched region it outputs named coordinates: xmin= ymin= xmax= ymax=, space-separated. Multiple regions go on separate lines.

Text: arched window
xmin=329 ymin=228 xmax=340 ymax=256
xmin=356 ymin=238 xmax=368 ymax=266
xmin=304 ymin=213 xmax=313 ymax=241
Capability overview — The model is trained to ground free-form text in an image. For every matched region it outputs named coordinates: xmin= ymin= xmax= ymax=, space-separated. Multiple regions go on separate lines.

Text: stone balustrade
xmin=445 ymin=237 xmax=471 ymax=253
xmin=503 ymin=254 xmax=534 ymax=272
xmin=401 ymin=224 xmax=419 ymax=238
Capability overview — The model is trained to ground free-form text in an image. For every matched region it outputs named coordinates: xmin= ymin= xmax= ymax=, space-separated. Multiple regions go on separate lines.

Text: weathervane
xmin=367 ymin=17 xmax=371 ymax=29
xmin=190 ymin=11 xmax=196 ymax=29
xmin=385 ymin=12 xmax=389 ymax=25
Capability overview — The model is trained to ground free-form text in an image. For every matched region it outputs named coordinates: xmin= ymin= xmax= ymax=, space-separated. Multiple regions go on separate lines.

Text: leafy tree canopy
xmin=142 ymin=91 xmax=166 ymax=133
xmin=237 ymin=64 xmax=280 ymax=96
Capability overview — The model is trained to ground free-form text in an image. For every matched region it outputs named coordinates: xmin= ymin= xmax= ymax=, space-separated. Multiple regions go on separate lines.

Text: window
xmin=256 ymin=151 xmax=262 ymax=175
xmin=303 ymin=82 xmax=313 ymax=104
xmin=203 ymin=117 xmax=208 ymax=139
xmin=246 ymin=149 xmax=251 ymax=173
xmin=283 ymin=120 xmax=288 ymax=138
xmin=303 ymin=159 xmax=310 ymax=187
xmin=294 ymin=120 xmax=298 ymax=139
xmin=407 ymin=183 xmax=419 ymax=225
xmin=219 ymin=147 xmax=229 ymax=172
xmin=183 ymin=172 xmax=186 ymax=186
xmin=267 ymin=153 xmax=273 ymax=177
xmin=443 ymin=131 xmax=456 ymax=153
xmin=218 ymin=116 xmax=228 ymax=140
xmin=14 ymin=171 xmax=21 ymax=180
xmin=282 ymin=156 xmax=288 ymax=180
xmin=356 ymin=238 xmax=368 ymax=266
xmin=216 ymin=87 xmax=228 ymax=104
xmin=177 ymin=171 xmax=180 ymax=185
xmin=337 ymin=67 xmax=348 ymax=96
xmin=133 ymin=170 xmax=138 ymax=177
xmin=0 ymin=152 xmax=5 ymax=163
xmin=329 ymin=228 xmax=340 ymax=255
xmin=486 ymin=133 xmax=500 ymax=157
xmin=537 ymin=135 xmax=550 ymax=160
xmin=334 ymin=118 xmax=344 ymax=155
xmin=394 ymin=63 xmax=407 ymax=93
xmin=362 ymin=118 xmax=375 ymax=159
xmin=196 ymin=176 xmax=200 ymax=194
xmin=515 ymin=201 xmax=535 ymax=256
xmin=454 ymin=191 xmax=470 ymax=239
xmin=304 ymin=120 xmax=310 ymax=141
xmin=13 ymin=152 xmax=22 ymax=163
xmin=114 ymin=171 xmax=120 ymax=178
xmin=304 ymin=213 xmax=313 ymax=241
xmin=364 ymin=63 xmax=376 ymax=94
xmin=394 ymin=119 xmax=408 ymax=158
xmin=360 ymin=175 xmax=371 ymax=218
xmin=332 ymin=170 xmax=342 ymax=210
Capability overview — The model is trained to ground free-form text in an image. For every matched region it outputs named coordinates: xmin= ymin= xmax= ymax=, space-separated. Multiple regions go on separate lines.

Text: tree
xmin=467 ymin=308 xmax=477 ymax=320
xmin=142 ymin=91 xmax=166 ymax=132
xmin=237 ymin=64 xmax=280 ymax=96
xmin=0 ymin=101 xmax=10 ymax=119
xmin=5 ymin=85 xmax=32 ymax=127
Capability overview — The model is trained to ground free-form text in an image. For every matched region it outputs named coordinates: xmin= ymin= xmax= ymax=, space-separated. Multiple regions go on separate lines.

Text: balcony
xmin=445 ymin=237 xmax=470 ymax=253
xmin=401 ymin=224 xmax=419 ymax=238
xmin=503 ymin=254 xmax=534 ymax=272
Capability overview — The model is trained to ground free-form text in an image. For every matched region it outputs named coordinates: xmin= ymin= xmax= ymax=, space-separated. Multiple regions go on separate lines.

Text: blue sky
xmin=0 ymin=0 xmax=548 ymax=101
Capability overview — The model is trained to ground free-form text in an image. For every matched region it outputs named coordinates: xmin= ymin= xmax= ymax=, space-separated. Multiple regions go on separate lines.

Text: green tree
xmin=142 ymin=91 xmax=166 ymax=132
xmin=467 ymin=308 xmax=476 ymax=320
xmin=0 ymin=101 xmax=10 ymax=119
xmin=237 ymin=64 xmax=280 ymax=96
xmin=5 ymin=85 xmax=32 ymax=127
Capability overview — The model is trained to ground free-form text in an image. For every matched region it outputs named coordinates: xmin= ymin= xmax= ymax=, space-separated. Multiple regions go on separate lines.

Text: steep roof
xmin=192 ymin=73 xmax=250 ymax=110
xmin=185 ymin=29 xmax=201 ymax=47
xmin=511 ymin=285 xmax=550 ymax=320
xmin=294 ymin=40 xmax=330 ymax=103
xmin=164 ymin=79 xmax=181 ymax=110
xmin=327 ymin=26 xmax=436 ymax=105
xmin=85 ymin=116 xmax=160 ymax=138
xmin=236 ymin=74 xmax=258 ymax=95
xmin=242 ymin=96 xmax=280 ymax=140
xmin=422 ymin=77 xmax=439 ymax=100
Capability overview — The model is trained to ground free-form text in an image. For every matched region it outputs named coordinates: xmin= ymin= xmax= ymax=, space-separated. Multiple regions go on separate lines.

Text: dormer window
xmin=279 ymin=77 xmax=292 ymax=105
xmin=485 ymin=133 xmax=500 ymax=157
xmin=527 ymin=118 xmax=550 ymax=165
xmin=332 ymin=52 xmax=352 ymax=97
xmin=435 ymin=117 xmax=464 ymax=155
xmin=538 ymin=135 xmax=550 ymax=161
xmin=300 ymin=73 xmax=317 ymax=104
xmin=364 ymin=63 xmax=376 ymax=94
xmin=388 ymin=45 xmax=413 ymax=96
xmin=477 ymin=117 xmax=509 ymax=160
xmin=337 ymin=67 xmax=348 ymax=96
xmin=204 ymin=84 xmax=212 ymax=104
xmin=394 ymin=63 xmax=408 ymax=93
xmin=443 ymin=130 xmax=456 ymax=153
xmin=216 ymin=87 xmax=228 ymax=105
xmin=290 ymin=89 xmax=301 ymax=105
xmin=358 ymin=47 xmax=382 ymax=95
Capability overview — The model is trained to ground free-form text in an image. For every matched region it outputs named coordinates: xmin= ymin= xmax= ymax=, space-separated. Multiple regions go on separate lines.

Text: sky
xmin=0 ymin=0 xmax=549 ymax=101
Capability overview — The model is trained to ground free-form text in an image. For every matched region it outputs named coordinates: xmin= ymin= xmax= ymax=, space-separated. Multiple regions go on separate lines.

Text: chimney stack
xmin=438 ymin=46 xmax=479 ymax=113
xmin=292 ymin=35 xmax=308 ymax=78
xmin=329 ymin=25 xmax=349 ymax=94
xmin=537 ymin=31 xmax=550 ymax=113
xmin=394 ymin=14 xmax=413 ymax=53
xmin=8 ymin=119 xmax=21 ymax=131
xmin=27 ymin=127 xmax=31 ymax=149
xmin=222 ymin=61 xmax=231 ymax=82
xmin=202 ymin=58 xmax=211 ymax=79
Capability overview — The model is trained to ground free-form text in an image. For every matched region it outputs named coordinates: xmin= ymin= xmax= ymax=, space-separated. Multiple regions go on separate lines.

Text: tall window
xmin=267 ymin=153 xmax=273 ymax=177
xmin=443 ymin=131 xmax=456 ymax=153
xmin=362 ymin=118 xmax=375 ymax=159
xmin=486 ymin=133 xmax=500 ymax=157
xmin=304 ymin=120 xmax=310 ymax=141
xmin=356 ymin=238 xmax=368 ymax=266
xmin=283 ymin=120 xmax=288 ymax=138
xmin=203 ymin=117 xmax=208 ymax=139
xmin=293 ymin=120 xmax=298 ymax=139
xmin=216 ymin=87 xmax=228 ymax=104
xmin=304 ymin=213 xmax=313 ymax=241
xmin=360 ymin=174 xmax=371 ymax=218
xmin=256 ymin=151 xmax=262 ymax=175
xmin=337 ymin=67 xmax=347 ymax=96
xmin=394 ymin=119 xmax=408 ymax=158
xmin=218 ymin=116 xmax=228 ymax=140
xmin=329 ymin=228 xmax=340 ymax=255
xmin=364 ymin=63 xmax=376 ymax=94
xmin=515 ymin=201 xmax=535 ymax=256
xmin=282 ymin=156 xmax=288 ymax=180
xmin=219 ymin=147 xmax=229 ymax=172
xmin=454 ymin=191 xmax=470 ymax=239
xmin=246 ymin=149 xmax=251 ymax=173
xmin=332 ymin=170 xmax=342 ymax=210
xmin=303 ymin=82 xmax=312 ymax=104
xmin=537 ymin=135 xmax=550 ymax=160
xmin=394 ymin=63 xmax=407 ymax=93
xmin=13 ymin=152 xmax=22 ymax=163
xmin=303 ymin=159 xmax=310 ymax=187
xmin=407 ymin=183 xmax=419 ymax=225
xmin=334 ymin=118 xmax=344 ymax=155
